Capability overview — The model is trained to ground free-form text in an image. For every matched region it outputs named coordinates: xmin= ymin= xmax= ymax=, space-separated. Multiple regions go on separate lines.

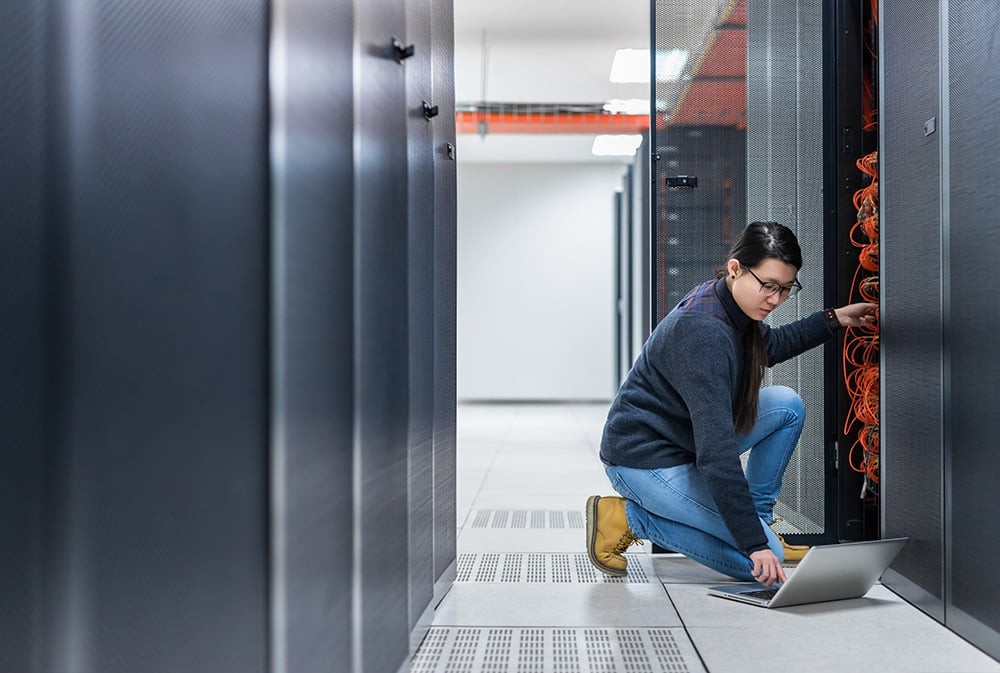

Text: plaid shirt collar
xmin=679 ymin=277 xmax=753 ymax=334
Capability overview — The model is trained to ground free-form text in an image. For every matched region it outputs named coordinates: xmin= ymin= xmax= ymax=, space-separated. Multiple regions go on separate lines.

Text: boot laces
xmin=613 ymin=532 xmax=643 ymax=555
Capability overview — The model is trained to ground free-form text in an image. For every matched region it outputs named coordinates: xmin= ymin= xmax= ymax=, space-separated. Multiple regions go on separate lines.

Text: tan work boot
xmin=778 ymin=535 xmax=810 ymax=562
xmin=586 ymin=495 xmax=642 ymax=576
xmin=770 ymin=518 xmax=810 ymax=563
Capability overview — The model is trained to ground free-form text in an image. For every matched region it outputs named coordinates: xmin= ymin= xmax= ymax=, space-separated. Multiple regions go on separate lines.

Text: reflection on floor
xmin=413 ymin=403 xmax=1000 ymax=673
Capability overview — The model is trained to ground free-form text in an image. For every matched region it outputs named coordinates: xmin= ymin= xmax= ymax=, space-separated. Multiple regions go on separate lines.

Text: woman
xmin=586 ymin=222 xmax=876 ymax=586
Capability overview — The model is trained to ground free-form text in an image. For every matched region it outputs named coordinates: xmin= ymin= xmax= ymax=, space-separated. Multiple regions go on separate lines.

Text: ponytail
xmin=725 ymin=222 xmax=802 ymax=434
xmin=734 ymin=324 xmax=766 ymax=434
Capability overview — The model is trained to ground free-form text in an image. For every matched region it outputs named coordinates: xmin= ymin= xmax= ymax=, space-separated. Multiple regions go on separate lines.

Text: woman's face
xmin=726 ymin=257 xmax=799 ymax=321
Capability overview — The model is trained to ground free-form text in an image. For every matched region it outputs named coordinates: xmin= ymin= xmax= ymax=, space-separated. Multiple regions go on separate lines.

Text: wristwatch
xmin=823 ymin=307 xmax=842 ymax=331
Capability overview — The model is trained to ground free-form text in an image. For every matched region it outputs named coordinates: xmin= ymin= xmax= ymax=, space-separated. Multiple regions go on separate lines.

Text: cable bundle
xmin=844 ymin=150 xmax=880 ymax=495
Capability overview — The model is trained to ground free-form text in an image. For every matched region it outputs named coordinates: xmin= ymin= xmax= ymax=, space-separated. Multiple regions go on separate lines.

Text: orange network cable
xmin=843 ymin=150 xmax=881 ymax=489
xmin=843 ymin=340 xmax=880 ymax=486
xmin=850 ymin=424 xmax=880 ymax=488
xmin=841 ymin=0 xmax=881 ymax=493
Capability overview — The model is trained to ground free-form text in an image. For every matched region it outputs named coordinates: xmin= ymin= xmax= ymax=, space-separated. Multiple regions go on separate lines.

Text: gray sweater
xmin=600 ymin=277 xmax=836 ymax=553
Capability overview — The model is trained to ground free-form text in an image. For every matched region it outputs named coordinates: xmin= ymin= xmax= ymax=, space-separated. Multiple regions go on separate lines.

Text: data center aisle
xmin=411 ymin=403 xmax=1000 ymax=673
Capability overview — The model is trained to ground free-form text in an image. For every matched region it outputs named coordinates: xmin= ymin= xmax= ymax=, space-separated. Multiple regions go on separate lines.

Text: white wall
xmin=457 ymin=161 xmax=625 ymax=400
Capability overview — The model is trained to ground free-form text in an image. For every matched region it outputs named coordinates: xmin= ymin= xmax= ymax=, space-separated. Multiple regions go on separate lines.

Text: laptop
xmin=707 ymin=537 xmax=908 ymax=608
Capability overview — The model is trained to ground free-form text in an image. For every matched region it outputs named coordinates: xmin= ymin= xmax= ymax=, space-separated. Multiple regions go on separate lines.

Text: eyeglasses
xmin=742 ymin=266 xmax=803 ymax=298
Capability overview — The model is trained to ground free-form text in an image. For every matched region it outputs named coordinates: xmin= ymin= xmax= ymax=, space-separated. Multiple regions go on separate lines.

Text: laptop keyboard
xmin=741 ymin=587 xmax=780 ymax=600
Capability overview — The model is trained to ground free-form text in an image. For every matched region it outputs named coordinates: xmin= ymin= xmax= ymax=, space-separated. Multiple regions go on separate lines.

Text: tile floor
xmin=413 ymin=402 xmax=1000 ymax=673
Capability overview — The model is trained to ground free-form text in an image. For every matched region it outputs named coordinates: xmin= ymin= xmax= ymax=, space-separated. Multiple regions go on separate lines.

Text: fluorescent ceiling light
xmin=592 ymin=134 xmax=643 ymax=157
xmin=602 ymin=99 xmax=650 ymax=115
xmin=609 ymin=49 xmax=689 ymax=84
xmin=610 ymin=49 xmax=648 ymax=83
xmin=656 ymin=49 xmax=689 ymax=81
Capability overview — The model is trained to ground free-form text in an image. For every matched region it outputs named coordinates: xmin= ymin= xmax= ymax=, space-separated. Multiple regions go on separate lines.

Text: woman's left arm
xmin=832 ymin=302 xmax=878 ymax=328
xmin=764 ymin=302 xmax=878 ymax=365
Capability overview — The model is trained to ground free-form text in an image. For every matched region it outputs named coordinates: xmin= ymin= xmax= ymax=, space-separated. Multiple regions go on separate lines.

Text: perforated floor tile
xmin=468 ymin=510 xmax=585 ymax=529
xmin=456 ymin=553 xmax=649 ymax=584
xmin=412 ymin=627 xmax=706 ymax=673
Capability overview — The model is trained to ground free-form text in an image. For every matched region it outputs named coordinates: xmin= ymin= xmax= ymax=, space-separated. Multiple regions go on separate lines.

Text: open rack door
xmin=651 ymin=0 xmax=842 ymax=545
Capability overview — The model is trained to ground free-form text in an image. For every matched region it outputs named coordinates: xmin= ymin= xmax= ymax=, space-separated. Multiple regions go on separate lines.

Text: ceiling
xmin=453 ymin=0 xmax=734 ymax=163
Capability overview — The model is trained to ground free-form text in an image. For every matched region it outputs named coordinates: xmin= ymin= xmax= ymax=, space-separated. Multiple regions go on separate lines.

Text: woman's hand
xmin=749 ymin=549 xmax=787 ymax=586
xmin=835 ymin=302 xmax=878 ymax=328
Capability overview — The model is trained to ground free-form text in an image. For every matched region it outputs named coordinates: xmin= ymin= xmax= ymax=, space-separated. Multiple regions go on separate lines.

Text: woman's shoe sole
xmin=585 ymin=495 xmax=628 ymax=577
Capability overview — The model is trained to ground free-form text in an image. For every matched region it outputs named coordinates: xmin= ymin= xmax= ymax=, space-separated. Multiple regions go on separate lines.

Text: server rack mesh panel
xmin=946 ymin=0 xmax=1000 ymax=644
xmin=745 ymin=0 xmax=826 ymax=534
xmin=880 ymin=0 xmax=944 ymax=608
xmin=654 ymin=0 xmax=826 ymax=535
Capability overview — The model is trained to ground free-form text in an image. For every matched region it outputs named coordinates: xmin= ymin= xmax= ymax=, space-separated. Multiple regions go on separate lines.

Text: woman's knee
xmin=760 ymin=385 xmax=804 ymax=417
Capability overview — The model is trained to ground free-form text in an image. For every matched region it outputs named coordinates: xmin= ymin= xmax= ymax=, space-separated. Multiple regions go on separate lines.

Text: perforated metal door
xmin=653 ymin=0 xmax=830 ymax=539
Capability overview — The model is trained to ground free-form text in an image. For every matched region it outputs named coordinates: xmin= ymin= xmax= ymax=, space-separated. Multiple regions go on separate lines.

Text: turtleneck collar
xmin=713 ymin=276 xmax=753 ymax=334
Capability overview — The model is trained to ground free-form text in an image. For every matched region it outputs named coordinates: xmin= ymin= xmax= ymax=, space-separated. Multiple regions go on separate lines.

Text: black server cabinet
xmin=879 ymin=0 xmax=946 ymax=619
xmin=30 ymin=3 xmax=270 ymax=672
xmin=354 ymin=1 xmax=412 ymax=671
xmin=943 ymin=0 xmax=1000 ymax=656
xmin=825 ymin=0 xmax=883 ymax=544
xmin=1 ymin=1 xmax=457 ymax=672
xmin=0 ymin=3 xmax=48 ymax=671
xmin=880 ymin=0 xmax=1000 ymax=659
xmin=269 ymin=0 xmax=357 ymax=669
xmin=430 ymin=0 xmax=459 ymax=600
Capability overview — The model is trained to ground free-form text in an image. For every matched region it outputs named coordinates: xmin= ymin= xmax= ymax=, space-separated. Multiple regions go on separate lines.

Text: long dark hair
xmin=717 ymin=222 xmax=803 ymax=434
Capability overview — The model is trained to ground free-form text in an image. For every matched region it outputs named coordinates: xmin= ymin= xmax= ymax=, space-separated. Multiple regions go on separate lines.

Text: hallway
xmin=413 ymin=403 xmax=1000 ymax=673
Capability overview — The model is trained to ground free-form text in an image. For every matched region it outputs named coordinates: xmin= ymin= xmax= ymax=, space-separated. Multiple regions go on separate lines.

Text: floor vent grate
xmin=469 ymin=510 xmax=585 ymax=529
xmin=412 ymin=627 xmax=700 ymax=673
xmin=455 ymin=553 xmax=649 ymax=584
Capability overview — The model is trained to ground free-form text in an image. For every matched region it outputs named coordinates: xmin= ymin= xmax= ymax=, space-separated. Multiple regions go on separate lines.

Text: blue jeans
xmin=605 ymin=386 xmax=805 ymax=581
